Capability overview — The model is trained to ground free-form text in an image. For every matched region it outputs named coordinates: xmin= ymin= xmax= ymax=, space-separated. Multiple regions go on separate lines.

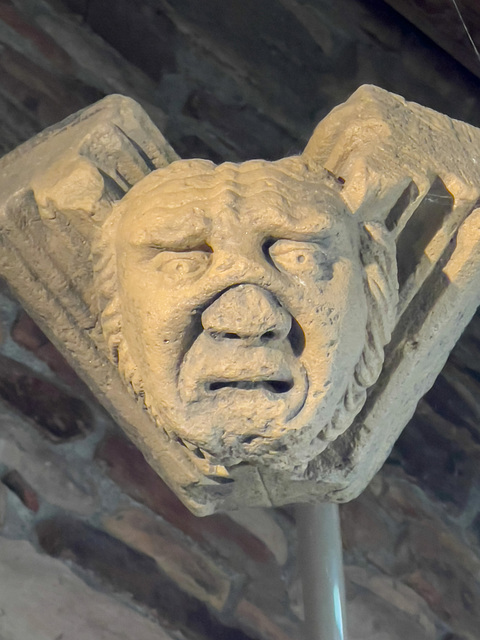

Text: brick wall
xmin=0 ymin=1 xmax=479 ymax=639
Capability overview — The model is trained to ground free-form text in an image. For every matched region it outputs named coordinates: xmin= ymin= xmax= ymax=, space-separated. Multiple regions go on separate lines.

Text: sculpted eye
xmin=268 ymin=240 xmax=327 ymax=273
xmin=151 ymin=248 xmax=211 ymax=280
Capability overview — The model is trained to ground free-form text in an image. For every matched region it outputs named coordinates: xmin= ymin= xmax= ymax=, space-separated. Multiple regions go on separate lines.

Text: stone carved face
xmin=3 ymin=87 xmax=475 ymax=511
xmin=97 ymin=157 xmax=393 ymax=473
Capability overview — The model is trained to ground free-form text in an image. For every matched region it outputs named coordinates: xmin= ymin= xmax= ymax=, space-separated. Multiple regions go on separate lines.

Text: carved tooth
xmin=208 ymin=464 xmax=231 ymax=479
xmin=193 ymin=457 xmax=230 ymax=481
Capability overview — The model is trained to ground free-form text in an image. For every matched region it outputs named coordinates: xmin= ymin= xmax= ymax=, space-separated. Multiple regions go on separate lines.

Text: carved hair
xmin=93 ymin=161 xmax=399 ymax=459
xmin=319 ymin=221 xmax=397 ymax=446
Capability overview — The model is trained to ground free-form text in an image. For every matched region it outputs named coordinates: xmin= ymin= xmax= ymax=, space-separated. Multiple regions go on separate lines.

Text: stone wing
xmin=291 ymin=85 xmax=480 ymax=503
xmin=0 ymin=95 xmax=219 ymax=514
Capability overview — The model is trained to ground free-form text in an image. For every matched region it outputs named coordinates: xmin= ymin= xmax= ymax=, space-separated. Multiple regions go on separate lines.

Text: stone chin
xmin=93 ymin=157 xmax=399 ymax=476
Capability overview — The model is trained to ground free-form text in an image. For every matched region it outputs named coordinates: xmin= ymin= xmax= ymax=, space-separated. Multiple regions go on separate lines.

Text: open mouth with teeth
xmin=207 ymin=379 xmax=294 ymax=393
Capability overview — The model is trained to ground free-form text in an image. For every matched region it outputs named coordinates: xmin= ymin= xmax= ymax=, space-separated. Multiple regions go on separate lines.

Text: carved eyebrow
xmin=267 ymin=212 xmax=340 ymax=240
xmin=286 ymin=232 xmax=334 ymax=246
xmin=148 ymin=243 xmax=212 ymax=253
xmin=128 ymin=211 xmax=210 ymax=250
xmin=142 ymin=234 xmax=210 ymax=251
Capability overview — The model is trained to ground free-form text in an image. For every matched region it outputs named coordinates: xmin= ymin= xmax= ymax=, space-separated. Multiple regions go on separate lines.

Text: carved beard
xmin=93 ymin=216 xmax=398 ymax=476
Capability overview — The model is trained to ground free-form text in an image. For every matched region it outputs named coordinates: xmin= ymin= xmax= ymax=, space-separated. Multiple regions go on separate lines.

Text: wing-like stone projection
xmin=1 ymin=86 xmax=479 ymax=515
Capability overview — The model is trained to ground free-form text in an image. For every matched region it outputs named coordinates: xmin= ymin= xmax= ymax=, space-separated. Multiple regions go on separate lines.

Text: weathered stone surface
xmin=347 ymin=570 xmax=436 ymax=640
xmin=285 ymin=559 xmax=442 ymax=640
xmin=0 ymin=2 xmax=479 ymax=638
xmin=98 ymin=435 xmax=293 ymax=630
xmin=391 ymin=394 xmax=480 ymax=514
xmin=383 ymin=0 xmax=480 ymax=81
xmin=0 ymin=0 xmax=166 ymax=155
xmin=55 ymin=0 xmax=480 ymax=178
xmin=399 ymin=521 xmax=480 ymax=639
xmin=235 ymin=599 xmax=295 ymax=640
xmin=0 ymin=537 xmax=178 ymax=640
xmin=343 ymin=468 xmax=480 ymax=640
xmin=347 ymin=567 xmax=437 ymax=638
xmin=228 ymin=507 xmax=288 ymax=566
xmin=341 ymin=492 xmax=394 ymax=561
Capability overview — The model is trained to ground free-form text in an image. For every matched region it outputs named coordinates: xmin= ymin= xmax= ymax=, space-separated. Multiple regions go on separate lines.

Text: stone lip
xmin=179 ymin=338 xmax=301 ymax=402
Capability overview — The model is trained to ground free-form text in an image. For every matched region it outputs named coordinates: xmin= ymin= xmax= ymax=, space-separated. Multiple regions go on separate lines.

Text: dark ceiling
xmin=385 ymin=0 xmax=480 ymax=79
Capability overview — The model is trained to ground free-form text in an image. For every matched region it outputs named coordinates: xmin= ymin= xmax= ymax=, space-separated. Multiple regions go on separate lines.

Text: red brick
xmin=37 ymin=516 xmax=253 ymax=639
xmin=405 ymin=570 xmax=445 ymax=614
xmin=11 ymin=310 xmax=48 ymax=352
xmin=12 ymin=311 xmax=83 ymax=390
xmin=0 ymin=3 xmax=73 ymax=71
xmin=235 ymin=599 xmax=294 ymax=640
xmin=104 ymin=507 xmax=232 ymax=611
xmin=341 ymin=492 xmax=393 ymax=554
xmin=0 ymin=354 xmax=93 ymax=442
xmin=96 ymin=434 xmax=272 ymax=563
xmin=398 ymin=520 xmax=480 ymax=637
xmin=0 ymin=44 xmax=101 ymax=130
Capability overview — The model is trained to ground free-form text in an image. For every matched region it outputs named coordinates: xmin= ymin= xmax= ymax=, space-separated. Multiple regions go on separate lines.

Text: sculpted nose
xmin=202 ymin=284 xmax=292 ymax=343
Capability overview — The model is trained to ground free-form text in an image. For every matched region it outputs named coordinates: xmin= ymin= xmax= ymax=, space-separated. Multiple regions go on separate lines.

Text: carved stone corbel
xmin=1 ymin=85 xmax=479 ymax=515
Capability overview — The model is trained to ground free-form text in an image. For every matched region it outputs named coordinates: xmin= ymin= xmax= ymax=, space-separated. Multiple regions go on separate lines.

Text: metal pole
xmin=296 ymin=503 xmax=347 ymax=640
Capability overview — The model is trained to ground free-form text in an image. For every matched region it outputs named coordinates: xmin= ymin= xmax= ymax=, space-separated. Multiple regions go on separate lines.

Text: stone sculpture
xmin=0 ymin=85 xmax=479 ymax=515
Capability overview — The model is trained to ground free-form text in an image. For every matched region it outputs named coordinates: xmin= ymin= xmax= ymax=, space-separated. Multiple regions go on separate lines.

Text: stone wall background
xmin=0 ymin=0 xmax=480 ymax=638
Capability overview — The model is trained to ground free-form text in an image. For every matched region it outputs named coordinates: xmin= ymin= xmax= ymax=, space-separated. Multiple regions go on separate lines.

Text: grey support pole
xmin=296 ymin=503 xmax=347 ymax=640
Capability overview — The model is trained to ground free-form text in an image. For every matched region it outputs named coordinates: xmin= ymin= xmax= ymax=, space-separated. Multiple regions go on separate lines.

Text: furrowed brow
xmin=267 ymin=212 xmax=339 ymax=239
xmin=129 ymin=210 xmax=210 ymax=250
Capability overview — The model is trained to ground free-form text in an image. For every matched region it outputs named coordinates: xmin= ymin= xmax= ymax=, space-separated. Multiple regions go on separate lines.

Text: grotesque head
xmin=94 ymin=156 xmax=398 ymax=475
